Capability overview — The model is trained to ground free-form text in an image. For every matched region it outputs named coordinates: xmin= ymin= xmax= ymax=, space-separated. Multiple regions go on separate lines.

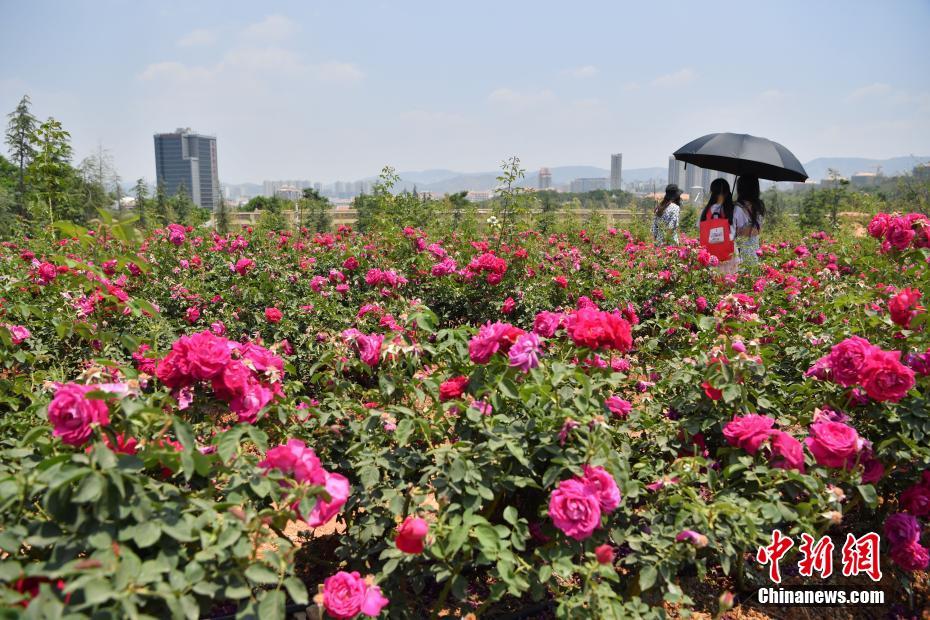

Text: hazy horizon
xmin=2 ymin=0 xmax=929 ymax=185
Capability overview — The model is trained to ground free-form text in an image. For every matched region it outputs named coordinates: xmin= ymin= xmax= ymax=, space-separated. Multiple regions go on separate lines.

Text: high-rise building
xmin=570 ymin=178 xmax=609 ymax=193
xmin=667 ymin=156 xmax=686 ymax=188
xmin=685 ymin=164 xmax=703 ymax=192
xmin=610 ymin=153 xmax=622 ymax=190
xmin=154 ymin=128 xmax=219 ymax=209
xmin=539 ymin=167 xmax=552 ymax=190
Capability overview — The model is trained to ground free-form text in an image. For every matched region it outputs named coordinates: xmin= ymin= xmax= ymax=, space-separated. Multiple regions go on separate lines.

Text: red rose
xmin=900 ymin=483 xmax=930 ymax=516
xmin=886 ymin=217 xmax=916 ymax=250
xmin=566 ymin=308 xmax=632 ymax=352
xmin=265 ymin=307 xmax=283 ymax=323
xmin=701 ymin=381 xmax=722 ymax=401
xmin=594 ymin=544 xmax=615 ymax=565
xmin=891 ymin=540 xmax=930 ymax=572
xmin=889 ymin=288 xmax=924 ymax=328
xmin=438 ymin=376 xmax=469 ymax=402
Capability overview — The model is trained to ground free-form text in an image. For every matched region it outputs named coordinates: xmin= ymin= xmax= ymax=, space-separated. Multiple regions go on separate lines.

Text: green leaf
xmin=473 ymin=524 xmax=500 ymax=553
xmin=73 ymin=474 xmax=103 ymax=503
xmin=639 ymin=565 xmax=657 ymax=591
xmin=258 ymin=590 xmax=285 ymax=619
xmin=173 ymin=416 xmax=196 ymax=449
xmin=283 ymin=576 xmax=308 ymax=605
xmin=245 ymin=564 xmax=279 ymax=585
xmin=499 ymin=377 xmax=519 ymax=399
xmin=133 ymin=521 xmax=161 ymax=548
xmin=857 ymin=484 xmax=878 ymax=507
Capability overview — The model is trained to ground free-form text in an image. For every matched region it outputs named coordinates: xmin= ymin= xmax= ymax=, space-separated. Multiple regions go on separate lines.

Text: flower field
xmin=0 ymin=213 xmax=929 ymax=619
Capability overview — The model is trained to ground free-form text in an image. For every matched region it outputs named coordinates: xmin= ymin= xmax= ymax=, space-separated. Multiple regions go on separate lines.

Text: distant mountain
xmin=802 ymin=156 xmax=929 ymax=181
xmin=220 ymin=156 xmax=929 ymax=198
xmin=388 ymin=165 xmax=668 ymax=194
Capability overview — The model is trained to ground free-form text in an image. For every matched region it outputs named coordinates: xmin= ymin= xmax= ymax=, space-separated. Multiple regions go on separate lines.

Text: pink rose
xmin=355 ymin=333 xmax=383 ymax=367
xmin=183 ymin=331 xmax=231 ymax=381
xmin=395 ymin=516 xmax=429 ymax=554
xmin=212 ymin=361 xmax=252 ymax=402
xmin=361 ymin=584 xmax=389 ymax=617
xmin=722 ymin=414 xmax=775 ymax=454
xmin=259 ymin=439 xmax=322 ymax=480
xmin=155 ymin=350 xmax=191 ymax=389
xmin=233 ymin=257 xmax=254 ymax=275
xmin=767 ymin=430 xmax=805 ymax=472
xmin=860 ymin=349 xmax=915 ymax=403
xmin=167 ymin=223 xmax=186 ymax=245
xmin=37 ymin=261 xmax=58 ymax=285
xmin=605 ymin=396 xmax=632 ymax=418
xmin=47 ymin=383 xmax=111 ymax=446
xmin=8 ymin=324 xmax=31 ymax=345
xmin=582 ymin=465 xmax=621 ymax=513
xmin=306 ymin=471 xmax=350 ymax=527
xmin=228 ymin=378 xmax=274 ymax=424
xmin=804 ymin=421 xmax=859 ymax=468
xmin=867 ymin=213 xmax=889 ymax=238
xmin=548 ymin=478 xmax=602 ymax=540
xmin=826 ymin=336 xmax=879 ymax=387
xmin=322 ymin=571 xmax=367 ymax=619
xmin=468 ymin=322 xmax=524 ymax=364
xmin=321 ymin=572 xmax=389 ymax=618
xmin=508 ymin=332 xmax=541 ymax=372
xmin=533 ymin=311 xmax=564 ymax=337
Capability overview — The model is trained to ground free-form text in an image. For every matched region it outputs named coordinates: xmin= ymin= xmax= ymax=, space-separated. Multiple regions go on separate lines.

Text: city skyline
xmin=2 ymin=1 xmax=929 ymax=185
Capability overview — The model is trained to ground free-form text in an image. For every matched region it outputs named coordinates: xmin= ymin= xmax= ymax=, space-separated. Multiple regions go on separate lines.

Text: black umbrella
xmin=673 ymin=132 xmax=808 ymax=182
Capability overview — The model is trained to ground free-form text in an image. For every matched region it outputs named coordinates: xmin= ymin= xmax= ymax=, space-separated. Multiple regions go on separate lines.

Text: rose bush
xmin=0 ymin=211 xmax=927 ymax=617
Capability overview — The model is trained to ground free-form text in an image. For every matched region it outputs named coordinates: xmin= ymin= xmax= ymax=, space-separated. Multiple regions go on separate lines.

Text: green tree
xmin=5 ymin=95 xmax=38 ymax=218
xmin=28 ymin=117 xmax=74 ymax=226
xmin=494 ymin=156 xmax=531 ymax=244
xmin=133 ymin=178 xmax=149 ymax=228
xmin=173 ymin=181 xmax=192 ymax=222
xmin=215 ymin=193 xmax=230 ymax=235
xmin=154 ymin=181 xmax=173 ymax=225
xmin=799 ymin=189 xmax=828 ymax=231
xmin=299 ymin=187 xmax=332 ymax=232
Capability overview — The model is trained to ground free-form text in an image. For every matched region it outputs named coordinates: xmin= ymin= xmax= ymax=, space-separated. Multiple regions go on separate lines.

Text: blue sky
xmin=1 ymin=0 xmax=928 ymax=183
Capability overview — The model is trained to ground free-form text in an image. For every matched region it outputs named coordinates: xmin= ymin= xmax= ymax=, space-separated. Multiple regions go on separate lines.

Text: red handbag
xmin=699 ymin=213 xmax=735 ymax=261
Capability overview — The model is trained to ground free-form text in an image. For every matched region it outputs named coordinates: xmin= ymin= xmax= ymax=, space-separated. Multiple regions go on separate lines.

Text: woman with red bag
xmin=698 ymin=178 xmax=749 ymax=274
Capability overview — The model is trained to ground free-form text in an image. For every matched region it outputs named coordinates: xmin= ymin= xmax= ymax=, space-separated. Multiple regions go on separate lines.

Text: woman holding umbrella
xmin=734 ymin=176 xmax=765 ymax=266
xmin=652 ymin=184 xmax=682 ymax=246
xmin=698 ymin=178 xmax=746 ymax=274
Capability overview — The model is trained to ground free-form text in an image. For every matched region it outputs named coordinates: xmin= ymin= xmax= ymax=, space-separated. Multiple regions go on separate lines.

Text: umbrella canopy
xmin=673 ymin=133 xmax=808 ymax=182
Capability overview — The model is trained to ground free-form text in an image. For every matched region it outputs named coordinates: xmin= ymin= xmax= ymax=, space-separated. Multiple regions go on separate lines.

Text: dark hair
xmin=699 ymin=178 xmax=734 ymax=223
xmin=736 ymin=176 xmax=765 ymax=228
xmin=656 ymin=185 xmax=682 ymax=216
